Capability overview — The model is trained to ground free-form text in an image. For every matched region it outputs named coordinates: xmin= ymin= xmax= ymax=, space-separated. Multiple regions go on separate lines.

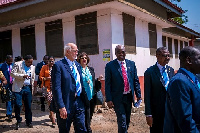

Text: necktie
xmin=71 ymin=63 xmax=81 ymax=96
xmin=195 ymin=77 xmax=200 ymax=89
xmin=121 ymin=62 xmax=129 ymax=92
xmin=9 ymin=65 xmax=12 ymax=84
xmin=162 ymin=67 xmax=169 ymax=90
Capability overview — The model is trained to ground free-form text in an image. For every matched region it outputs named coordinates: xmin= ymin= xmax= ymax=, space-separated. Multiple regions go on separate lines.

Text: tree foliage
xmin=170 ymin=0 xmax=188 ymax=24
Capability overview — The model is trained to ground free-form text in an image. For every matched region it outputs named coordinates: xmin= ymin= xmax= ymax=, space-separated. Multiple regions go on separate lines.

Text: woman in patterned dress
xmin=39 ymin=56 xmax=56 ymax=126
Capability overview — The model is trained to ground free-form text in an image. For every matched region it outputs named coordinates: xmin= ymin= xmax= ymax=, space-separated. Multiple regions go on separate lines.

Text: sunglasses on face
xmin=49 ymin=60 xmax=54 ymax=63
xmin=161 ymin=54 xmax=170 ymax=57
xmin=80 ymin=57 xmax=87 ymax=60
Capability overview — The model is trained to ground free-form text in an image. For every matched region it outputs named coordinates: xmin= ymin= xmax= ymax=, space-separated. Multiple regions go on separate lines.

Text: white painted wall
xmin=62 ymin=17 xmax=76 ymax=45
xmin=9 ymin=7 xmax=191 ymax=78
xmin=88 ymin=9 xmax=112 ymax=79
xmin=35 ymin=22 xmax=46 ymax=65
xmin=12 ymin=28 xmax=21 ymax=59
xmin=163 ymin=32 xmax=190 ymax=71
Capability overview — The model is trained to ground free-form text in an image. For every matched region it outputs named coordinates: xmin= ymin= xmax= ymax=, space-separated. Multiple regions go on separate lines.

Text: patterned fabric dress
xmin=46 ymin=67 xmax=52 ymax=103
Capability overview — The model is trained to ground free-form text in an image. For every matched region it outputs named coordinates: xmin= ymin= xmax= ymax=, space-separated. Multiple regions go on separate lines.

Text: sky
xmin=173 ymin=0 xmax=200 ymax=33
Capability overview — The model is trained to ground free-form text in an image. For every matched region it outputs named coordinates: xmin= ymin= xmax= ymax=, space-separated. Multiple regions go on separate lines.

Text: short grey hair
xmin=64 ymin=43 xmax=73 ymax=55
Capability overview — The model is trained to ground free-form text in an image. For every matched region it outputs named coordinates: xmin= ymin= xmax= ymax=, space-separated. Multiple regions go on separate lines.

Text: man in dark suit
xmin=52 ymin=43 xmax=88 ymax=133
xmin=144 ymin=47 xmax=174 ymax=133
xmin=35 ymin=55 xmax=48 ymax=111
xmin=163 ymin=46 xmax=200 ymax=133
xmin=0 ymin=55 xmax=14 ymax=120
xmin=105 ymin=45 xmax=142 ymax=133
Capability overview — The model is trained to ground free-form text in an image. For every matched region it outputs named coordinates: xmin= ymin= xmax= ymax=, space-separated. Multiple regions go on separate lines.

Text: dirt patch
xmin=0 ymin=104 xmax=149 ymax=133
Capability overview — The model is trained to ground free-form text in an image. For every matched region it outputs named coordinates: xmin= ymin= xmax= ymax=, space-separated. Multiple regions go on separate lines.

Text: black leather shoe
xmin=15 ymin=123 xmax=20 ymax=130
xmin=27 ymin=123 xmax=33 ymax=128
xmin=8 ymin=115 xmax=13 ymax=119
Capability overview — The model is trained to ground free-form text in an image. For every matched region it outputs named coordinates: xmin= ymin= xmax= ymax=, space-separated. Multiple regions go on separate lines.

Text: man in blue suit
xmin=144 ymin=47 xmax=174 ymax=133
xmin=105 ymin=45 xmax=142 ymax=133
xmin=52 ymin=43 xmax=88 ymax=133
xmin=0 ymin=55 xmax=14 ymax=120
xmin=163 ymin=46 xmax=200 ymax=133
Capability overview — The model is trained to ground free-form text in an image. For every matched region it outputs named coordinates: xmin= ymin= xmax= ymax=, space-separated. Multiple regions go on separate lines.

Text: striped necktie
xmin=162 ymin=67 xmax=169 ymax=90
xmin=71 ymin=63 xmax=81 ymax=96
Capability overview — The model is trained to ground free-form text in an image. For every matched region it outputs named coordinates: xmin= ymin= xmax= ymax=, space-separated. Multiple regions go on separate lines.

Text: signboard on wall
xmin=103 ymin=49 xmax=110 ymax=61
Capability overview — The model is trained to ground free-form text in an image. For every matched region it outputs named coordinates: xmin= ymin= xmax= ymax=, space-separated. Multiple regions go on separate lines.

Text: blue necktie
xmin=71 ymin=63 xmax=81 ymax=96
xmin=195 ymin=77 xmax=200 ymax=89
xmin=162 ymin=67 xmax=169 ymax=90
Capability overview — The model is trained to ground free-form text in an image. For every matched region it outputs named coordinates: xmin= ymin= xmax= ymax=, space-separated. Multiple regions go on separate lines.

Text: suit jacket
xmin=163 ymin=68 xmax=200 ymax=133
xmin=36 ymin=61 xmax=44 ymax=86
xmin=35 ymin=61 xmax=44 ymax=75
xmin=0 ymin=62 xmax=13 ymax=88
xmin=105 ymin=59 xmax=141 ymax=108
xmin=51 ymin=58 xmax=89 ymax=113
xmin=11 ymin=61 xmax=35 ymax=93
xmin=144 ymin=64 xmax=174 ymax=119
xmin=87 ymin=66 xmax=101 ymax=94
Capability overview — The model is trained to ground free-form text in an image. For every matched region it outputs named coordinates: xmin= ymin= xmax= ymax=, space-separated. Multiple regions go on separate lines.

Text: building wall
xmin=1 ymin=7 xmax=191 ymax=100
xmin=8 ymin=8 xmax=190 ymax=76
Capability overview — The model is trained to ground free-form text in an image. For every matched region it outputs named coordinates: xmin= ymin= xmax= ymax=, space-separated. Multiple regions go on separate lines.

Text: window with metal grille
xmin=75 ymin=12 xmax=98 ymax=55
xmin=20 ymin=25 xmax=36 ymax=59
xmin=162 ymin=36 xmax=166 ymax=47
xmin=168 ymin=37 xmax=173 ymax=57
xmin=0 ymin=30 xmax=12 ymax=62
xmin=174 ymin=39 xmax=178 ymax=58
xmin=148 ymin=23 xmax=157 ymax=55
xmin=45 ymin=19 xmax=64 ymax=58
xmin=123 ymin=13 xmax=136 ymax=54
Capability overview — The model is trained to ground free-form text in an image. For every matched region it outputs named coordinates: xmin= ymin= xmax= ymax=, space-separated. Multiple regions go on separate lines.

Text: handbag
xmin=95 ymin=90 xmax=104 ymax=105
xmin=34 ymin=84 xmax=47 ymax=97
xmin=1 ymin=86 xmax=15 ymax=102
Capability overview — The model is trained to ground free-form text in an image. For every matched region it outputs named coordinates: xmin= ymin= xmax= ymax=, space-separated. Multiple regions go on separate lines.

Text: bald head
xmin=179 ymin=46 xmax=200 ymax=74
xmin=115 ymin=45 xmax=126 ymax=61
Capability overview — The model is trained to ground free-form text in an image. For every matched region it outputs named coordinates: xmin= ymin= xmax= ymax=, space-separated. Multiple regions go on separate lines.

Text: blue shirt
xmin=64 ymin=56 xmax=82 ymax=94
xmin=23 ymin=61 xmax=31 ymax=85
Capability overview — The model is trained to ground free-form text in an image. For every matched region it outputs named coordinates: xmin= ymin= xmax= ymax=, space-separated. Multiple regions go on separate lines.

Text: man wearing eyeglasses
xmin=144 ymin=47 xmax=174 ymax=133
xmin=52 ymin=43 xmax=88 ymax=133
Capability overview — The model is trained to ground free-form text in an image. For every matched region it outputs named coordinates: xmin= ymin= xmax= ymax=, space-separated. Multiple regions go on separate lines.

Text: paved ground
xmin=0 ymin=97 xmax=149 ymax=133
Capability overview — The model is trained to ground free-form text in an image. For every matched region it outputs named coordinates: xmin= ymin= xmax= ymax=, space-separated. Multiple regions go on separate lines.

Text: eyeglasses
xmin=161 ymin=54 xmax=171 ymax=57
xmin=80 ymin=57 xmax=87 ymax=60
xmin=71 ymin=49 xmax=79 ymax=53
xmin=49 ymin=60 xmax=54 ymax=63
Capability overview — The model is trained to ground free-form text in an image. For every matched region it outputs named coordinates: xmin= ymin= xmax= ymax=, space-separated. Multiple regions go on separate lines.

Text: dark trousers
xmin=14 ymin=85 xmax=32 ymax=124
xmin=114 ymin=93 xmax=133 ymax=133
xmin=150 ymin=116 xmax=164 ymax=133
xmin=58 ymin=97 xmax=86 ymax=133
xmin=40 ymin=97 xmax=45 ymax=110
xmin=85 ymin=96 xmax=96 ymax=133
xmin=6 ymin=84 xmax=13 ymax=115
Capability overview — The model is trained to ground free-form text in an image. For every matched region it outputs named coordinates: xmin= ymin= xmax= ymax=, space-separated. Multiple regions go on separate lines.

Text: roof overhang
xmin=0 ymin=1 xmax=174 ymax=31
xmin=163 ymin=19 xmax=200 ymax=39
xmin=153 ymin=0 xmax=184 ymax=17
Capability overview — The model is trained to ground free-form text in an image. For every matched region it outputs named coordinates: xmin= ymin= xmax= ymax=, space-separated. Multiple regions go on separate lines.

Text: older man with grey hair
xmin=52 ymin=43 xmax=89 ymax=133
